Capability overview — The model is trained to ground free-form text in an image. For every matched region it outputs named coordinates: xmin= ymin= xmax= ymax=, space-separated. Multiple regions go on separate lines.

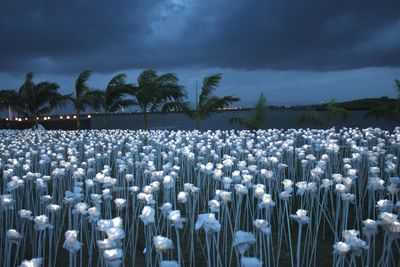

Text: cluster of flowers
xmin=0 ymin=127 xmax=399 ymax=267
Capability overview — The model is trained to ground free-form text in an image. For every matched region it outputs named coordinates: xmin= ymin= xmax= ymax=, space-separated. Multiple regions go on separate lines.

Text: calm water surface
xmin=91 ymin=110 xmax=398 ymax=131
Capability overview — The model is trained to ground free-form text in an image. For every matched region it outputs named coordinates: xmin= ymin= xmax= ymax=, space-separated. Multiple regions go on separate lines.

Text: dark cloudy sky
xmin=1 ymin=0 xmax=399 ymax=107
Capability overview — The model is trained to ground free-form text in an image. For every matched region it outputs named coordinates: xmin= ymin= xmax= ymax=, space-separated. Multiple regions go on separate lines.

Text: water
xmin=90 ymin=110 xmax=399 ymax=131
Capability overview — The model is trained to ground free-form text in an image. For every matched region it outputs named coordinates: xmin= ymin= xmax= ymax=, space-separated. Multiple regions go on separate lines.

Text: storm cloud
xmin=1 ymin=0 xmax=399 ymax=73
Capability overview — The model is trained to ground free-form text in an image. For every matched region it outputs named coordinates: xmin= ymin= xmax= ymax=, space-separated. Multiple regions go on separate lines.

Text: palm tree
xmin=103 ymin=73 xmax=135 ymax=129
xmin=17 ymin=73 xmax=70 ymax=129
xmin=191 ymin=73 xmax=240 ymax=129
xmin=297 ymin=99 xmax=347 ymax=127
xmin=365 ymin=78 xmax=400 ymax=121
xmin=230 ymin=93 xmax=268 ymax=130
xmin=364 ymin=103 xmax=399 ymax=121
xmin=297 ymin=111 xmax=324 ymax=127
xmin=0 ymin=89 xmax=19 ymax=120
xmin=326 ymin=99 xmax=348 ymax=124
xmin=130 ymin=69 xmax=189 ymax=130
xmin=71 ymin=70 xmax=104 ymax=129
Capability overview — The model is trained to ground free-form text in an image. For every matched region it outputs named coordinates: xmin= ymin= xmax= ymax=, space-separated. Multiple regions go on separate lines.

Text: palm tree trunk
xmin=195 ymin=81 xmax=200 ymax=130
xmin=195 ymin=115 xmax=200 ymax=130
xmin=7 ymin=105 xmax=14 ymax=120
xmin=34 ymin=118 xmax=38 ymax=130
xmin=76 ymin=110 xmax=81 ymax=130
xmin=105 ymin=110 xmax=109 ymax=129
xmin=143 ymin=110 xmax=148 ymax=130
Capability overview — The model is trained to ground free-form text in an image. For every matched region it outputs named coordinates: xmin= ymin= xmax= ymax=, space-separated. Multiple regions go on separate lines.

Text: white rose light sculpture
xmin=0 ymin=127 xmax=399 ymax=267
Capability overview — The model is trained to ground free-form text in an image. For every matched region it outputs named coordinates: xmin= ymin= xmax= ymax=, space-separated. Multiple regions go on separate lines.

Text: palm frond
xmin=395 ymin=79 xmax=400 ymax=97
xmin=230 ymin=116 xmax=254 ymax=130
xmin=160 ymin=101 xmax=191 ymax=113
xmin=327 ymin=99 xmax=347 ymax=124
xmin=199 ymin=73 xmax=222 ymax=105
xmin=253 ymin=94 xmax=268 ymax=125
xmin=199 ymin=95 xmax=240 ymax=118
xmin=297 ymin=111 xmax=324 ymax=126
xmin=107 ymin=73 xmax=127 ymax=89
xmin=109 ymin=99 xmax=136 ymax=113
xmin=134 ymin=69 xmax=186 ymax=115
xmin=80 ymin=89 xmax=105 ymax=111
xmin=229 ymin=94 xmax=267 ymax=130
xmin=19 ymin=72 xmax=34 ymax=97
xmin=0 ymin=89 xmax=19 ymax=111
xmin=365 ymin=104 xmax=399 ymax=121
xmin=75 ymin=70 xmax=91 ymax=98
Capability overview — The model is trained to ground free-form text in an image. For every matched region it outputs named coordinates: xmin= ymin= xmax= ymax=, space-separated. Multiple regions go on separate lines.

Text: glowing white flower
xmin=163 ymin=175 xmax=175 ymax=189
xmin=362 ymin=219 xmax=379 ymax=236
xmin=63 ymin=230 xmax=81 ymax=252
xmin=160 ymin=202 xmax=173 ymax=216
xmin=253 ymin=219 xmax=271 ymax=235
xmin=106 ymin=227 xmax=125 ymax=240
xmin=0 ymin=194 xmax=14 ymax=209
xmin=217 ymin=190 xmax=232 ymax=203
xmin=233 ymin=231 xmax=256 ymax=254
xmin=376 ymin=199 xmax=393 ymax=212
xmin=114 ymin=198 xmax=126 ymax=210
xmin=97 ymin=239 xmax=120 ymax=250
xmin=153 ymin=235 xmax=173 ymax=252
xmin=253 ymin=184 xmax=265 ymax=198
xmin=195 ymin=213 xmax=221 ymax=233
xmin=18 ymin=209 xmax=33 ymax=220
xmin=341 ymin=193 xmax=355 ymax=202
xmin=241 ymin=257 xmax=263 ymax=267
xmin=47 ymin=204 xmax=61 ymax=213
xmin=335 ymin=184 xmax=348 ymax=193
xmin=160 ymin=260 xmax=180 ymax=267
xmin=321 ymin=179 xmax=333 ymax=189
xmin=379 ymin=212 xmax=398 ymax=224
xmin=34 ymin=215 xmax=53 ymax=230
xmin=342 ymin=230 xmax=368 ymax=254
xmin=103 ymin=248 xmax=123 ymax=261
xmin=368 ymin=177 xmax=385 ymax=191
xmin=177 ymin=191 xmax=188 ymax=203
xmin=88 ymin=207 xmax=101 ymax=222
xmin=6 ymin=229 xmax=22 ymax=241
xmin=258 ymin=194 xmax=275 ymax=209
xmin=18 ymin=258 xmax=43 ymax=267
xmin=235 ymin=184 xmax=248 ymax=195
xmin=296 ymin=181 xmax=308 ymax=195
xmin=290 ymin=209 xmax=310 ymax=224
xmin=140 ymin=206 xmax=155 ymax=225
xmin=282 ymin=179 xmax=294 ymax=191
xmin=74 ymin=202 xmax=88 ymax=215
xmin=168 ymin=210 xmax=186 ymax=229
xmin=333 ymin=241 xmax=351 ymax=255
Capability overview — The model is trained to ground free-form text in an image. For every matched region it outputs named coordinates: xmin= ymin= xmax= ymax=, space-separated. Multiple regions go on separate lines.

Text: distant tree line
xmin=296 ymin=78 xmax=400 ymax=127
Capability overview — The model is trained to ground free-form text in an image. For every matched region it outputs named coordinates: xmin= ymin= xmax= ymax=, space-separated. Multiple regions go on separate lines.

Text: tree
xmin=17 ymin=73 xmax=70 ymax=129
xmin=364 ymin=104 xmax=399 ymax=121
xmin=191 ymin=73 xmax=240 ymax=129
xmin=365 ymin=78 xmax=400 ymax=121
xmin=71 ymin=70 xmax=104 ymax=129
xmin=326 ymin=99 xmax=348 ymax=124
xmin=130 ymin=69 xmax=189 ymax=130
xmin=0 ymin=89 xmax=19 ymax=120
xmin=297 ymin=99 xmax=347 ymax=127
xmin=103 ymin=73 xmax=135 ymax=129
xmin=230 ymin=93 xmax=268 ymax=130
xmin=297 ymin=111 xmax=324 ymax=127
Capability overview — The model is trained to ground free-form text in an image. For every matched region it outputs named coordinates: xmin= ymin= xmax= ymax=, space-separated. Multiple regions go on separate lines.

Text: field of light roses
xmin=0 ymin=128 xmax=399 ymax=267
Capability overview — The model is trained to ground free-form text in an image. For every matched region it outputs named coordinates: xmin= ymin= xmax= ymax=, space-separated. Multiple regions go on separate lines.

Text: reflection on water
xmin=91 ymin=110 xmax=399 ymax=131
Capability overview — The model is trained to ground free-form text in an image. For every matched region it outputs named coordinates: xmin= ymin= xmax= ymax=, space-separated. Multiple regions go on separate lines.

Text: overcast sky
xmin=1 ymin=0 xmax=399 ymax=107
